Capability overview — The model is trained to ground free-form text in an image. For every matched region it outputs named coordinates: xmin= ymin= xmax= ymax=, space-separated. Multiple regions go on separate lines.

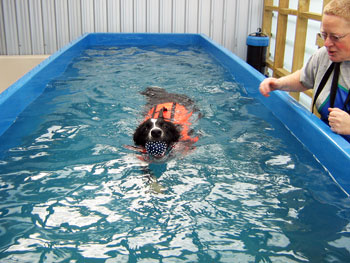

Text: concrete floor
xmin=0 ymin=55 xmax=49 ymax=94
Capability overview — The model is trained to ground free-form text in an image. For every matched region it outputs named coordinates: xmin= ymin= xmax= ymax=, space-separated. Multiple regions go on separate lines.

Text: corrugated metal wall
xmin=0 ymin=0 xmax=263 ymax=60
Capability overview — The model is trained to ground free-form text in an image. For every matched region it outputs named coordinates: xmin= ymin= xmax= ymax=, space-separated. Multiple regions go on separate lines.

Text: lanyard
xmin=312 ymin=62 xmax=350 ymax=113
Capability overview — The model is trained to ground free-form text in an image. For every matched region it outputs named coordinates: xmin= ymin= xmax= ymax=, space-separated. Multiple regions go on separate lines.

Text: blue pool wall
xmin=0 ymin=33 xmax=349 ymax=195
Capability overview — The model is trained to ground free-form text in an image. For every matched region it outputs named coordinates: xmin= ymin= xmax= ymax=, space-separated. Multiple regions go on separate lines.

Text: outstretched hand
xmin=259 ymin=77 xmax=280 ymax=97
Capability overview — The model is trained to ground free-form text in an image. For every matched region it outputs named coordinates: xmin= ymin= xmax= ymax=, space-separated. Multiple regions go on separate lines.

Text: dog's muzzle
xmin=150 ymin=128 xmax=162 ymax=139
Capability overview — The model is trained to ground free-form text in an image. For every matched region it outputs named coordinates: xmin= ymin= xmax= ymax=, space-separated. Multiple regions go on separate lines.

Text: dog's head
xmin=133 ymin=114 xmax=181 ymax=158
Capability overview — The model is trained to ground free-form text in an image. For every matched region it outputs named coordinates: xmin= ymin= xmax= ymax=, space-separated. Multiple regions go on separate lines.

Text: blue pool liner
xmin=0 ymin=33 xmax=349 ymax=195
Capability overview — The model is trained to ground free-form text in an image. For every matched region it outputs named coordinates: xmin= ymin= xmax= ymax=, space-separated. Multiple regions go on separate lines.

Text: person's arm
xmin=259 ymin=70 xmax=308 ymax=97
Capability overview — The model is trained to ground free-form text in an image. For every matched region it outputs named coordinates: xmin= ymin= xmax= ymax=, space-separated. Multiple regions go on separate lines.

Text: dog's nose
xmin=151 ymin=129 xmax=162 ymax=139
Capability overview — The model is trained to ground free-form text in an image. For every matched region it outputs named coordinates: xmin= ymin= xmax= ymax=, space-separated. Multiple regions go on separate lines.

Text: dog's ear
xmin=167 ymin=123 xmax=181 ymax=143
xmin=133 ymin=122 xmax=148 ymax=146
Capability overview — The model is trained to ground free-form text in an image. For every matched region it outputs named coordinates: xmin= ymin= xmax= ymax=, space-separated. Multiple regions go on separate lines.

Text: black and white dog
xmin=130 ymin=86 xmax=200 ymax=162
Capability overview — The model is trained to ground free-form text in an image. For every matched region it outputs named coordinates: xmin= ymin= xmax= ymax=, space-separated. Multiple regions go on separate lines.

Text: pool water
xmin=0 ymin=45 xmax=350 ymax=262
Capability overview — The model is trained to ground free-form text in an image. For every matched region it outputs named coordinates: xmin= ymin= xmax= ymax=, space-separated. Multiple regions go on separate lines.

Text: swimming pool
xmin=0 ymin=34 xmax=350 ymax=262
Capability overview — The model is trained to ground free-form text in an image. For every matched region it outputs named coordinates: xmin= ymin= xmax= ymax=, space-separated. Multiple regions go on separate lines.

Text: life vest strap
xmin=148 ymin=102 xmax=177 ymax=121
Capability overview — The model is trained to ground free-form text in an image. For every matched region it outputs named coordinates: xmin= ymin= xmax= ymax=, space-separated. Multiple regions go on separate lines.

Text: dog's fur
xmin=132 ymin=86 xmax=199 ymax=161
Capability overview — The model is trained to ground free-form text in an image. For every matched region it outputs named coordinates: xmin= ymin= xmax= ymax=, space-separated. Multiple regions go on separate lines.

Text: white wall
xmin=0 ymin=0 xmax=264 ymax=60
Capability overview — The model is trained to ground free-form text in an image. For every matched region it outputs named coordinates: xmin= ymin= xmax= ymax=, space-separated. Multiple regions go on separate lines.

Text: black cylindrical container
xmin=246 ymin=28 xmax=269 ymax=74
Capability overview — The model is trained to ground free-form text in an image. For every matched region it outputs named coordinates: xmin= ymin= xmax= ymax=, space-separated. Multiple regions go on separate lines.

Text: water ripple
xmin=0 ymin=45 xmax=349 ymax=262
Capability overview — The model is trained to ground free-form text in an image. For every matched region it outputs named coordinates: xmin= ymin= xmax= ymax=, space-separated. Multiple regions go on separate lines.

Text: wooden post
xmin=289 ymin=0 xmax=310 ymax=100
xmin=262 ymin=0 xmax=273 ymax=69
xmin=273 ymin=0 xmax=289 ymax=78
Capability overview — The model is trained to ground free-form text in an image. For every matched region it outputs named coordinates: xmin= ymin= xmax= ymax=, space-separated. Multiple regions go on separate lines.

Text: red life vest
xmin=144 ymin=102 xmax=199 ymax=143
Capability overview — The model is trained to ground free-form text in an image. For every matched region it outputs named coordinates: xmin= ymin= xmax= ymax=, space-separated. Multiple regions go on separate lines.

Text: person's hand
xmin=328 ymin=108 xmax=350 ymax=135
xmin=259 ymin=77 xmax=280 ymax=97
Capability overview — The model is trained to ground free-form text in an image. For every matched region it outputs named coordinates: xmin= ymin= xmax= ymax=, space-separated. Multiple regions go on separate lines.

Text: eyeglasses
xmin=320 ymin=32 xmax=350 ymax=42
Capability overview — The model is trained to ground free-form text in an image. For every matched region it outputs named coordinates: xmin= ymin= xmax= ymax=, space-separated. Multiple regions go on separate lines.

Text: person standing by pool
xmin=259 ymin=0 xmax=350 ymax=142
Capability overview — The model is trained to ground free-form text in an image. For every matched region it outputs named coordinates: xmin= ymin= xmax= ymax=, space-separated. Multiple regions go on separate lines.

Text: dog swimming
xmin=126 ymin=86 xmax=200 ymax=162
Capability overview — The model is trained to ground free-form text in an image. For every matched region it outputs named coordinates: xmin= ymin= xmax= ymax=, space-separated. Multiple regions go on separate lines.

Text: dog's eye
xmin=159 ymin=122 xmax=168 ymax=128
xmin=139 ymin=122 xmax=152 ymax=133
xmin=141 ymin=122 xmax=152 ymax=130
